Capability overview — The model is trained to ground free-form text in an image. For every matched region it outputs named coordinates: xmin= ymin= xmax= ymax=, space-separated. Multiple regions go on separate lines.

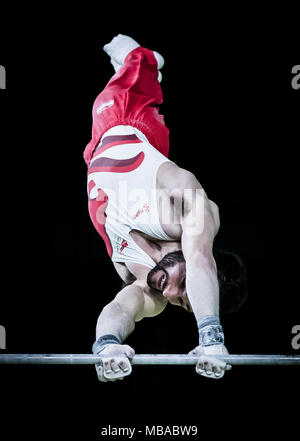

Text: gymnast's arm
xmin=93 ymin=282 xmax=167 ymax=382
xmin=180 ymin=183 xmax=220 ymax=321
xmin=96 ymin=281 xmax=166 ymax=341
xmin=179 ymin=175 xmax=231 ymax=377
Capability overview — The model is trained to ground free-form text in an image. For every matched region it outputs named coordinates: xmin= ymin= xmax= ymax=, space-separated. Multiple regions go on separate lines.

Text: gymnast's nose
xmin=162 ymin=284 xmax=179 ymax=301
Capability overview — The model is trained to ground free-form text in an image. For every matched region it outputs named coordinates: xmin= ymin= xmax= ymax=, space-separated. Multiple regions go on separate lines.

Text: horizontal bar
xmin=0 ymin=354 xmax=299 ymax=365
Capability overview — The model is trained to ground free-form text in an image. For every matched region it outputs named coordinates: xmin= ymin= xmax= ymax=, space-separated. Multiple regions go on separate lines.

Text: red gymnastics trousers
xmin=83 ymin=47 xmax=169 ymax=167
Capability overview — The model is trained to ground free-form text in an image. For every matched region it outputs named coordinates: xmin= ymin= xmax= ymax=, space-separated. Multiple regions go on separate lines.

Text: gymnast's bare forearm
xmin=96 ymin=301 xmax=136 ymax=343
xmin=95 ymin=284 xmax=145 ymax=343
xmin=180 ymin=181 xmax=220 ymax=322
xmin=185 ymin=254 xmax=219 ymax=321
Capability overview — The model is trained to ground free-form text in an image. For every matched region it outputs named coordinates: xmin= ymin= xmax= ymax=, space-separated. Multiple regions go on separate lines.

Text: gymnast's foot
xmin=104 ymin=34 xmax=140 ymax=66
xmin=103 ymin=34 xmax=164 ymax=80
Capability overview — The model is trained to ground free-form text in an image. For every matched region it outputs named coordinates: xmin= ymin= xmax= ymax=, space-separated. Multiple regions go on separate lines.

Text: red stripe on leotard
xmin=88 ymin=151 xmax=145 ymax=175
xmin=88 ymin=185 xmax=113 ymax=258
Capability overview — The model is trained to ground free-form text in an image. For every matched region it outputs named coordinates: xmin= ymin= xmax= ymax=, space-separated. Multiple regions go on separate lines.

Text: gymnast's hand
xmin=95 ymin=344 xmax=135 ymax=382
xmin=188 ymin=344 xmax=232 ymax=379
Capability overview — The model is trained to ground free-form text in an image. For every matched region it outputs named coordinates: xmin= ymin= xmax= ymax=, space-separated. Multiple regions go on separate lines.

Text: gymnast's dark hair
xmin=213 ymin=248 xmax=248 ymax=314
xmin=122 ymin=248 xmax=248 ymax=314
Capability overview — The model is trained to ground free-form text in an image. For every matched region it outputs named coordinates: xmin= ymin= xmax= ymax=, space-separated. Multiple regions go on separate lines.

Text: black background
xmin=0 ymin=6 xmax=299 ymax=441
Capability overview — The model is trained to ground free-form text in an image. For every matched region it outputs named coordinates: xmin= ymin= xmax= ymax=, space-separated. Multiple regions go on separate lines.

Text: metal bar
xmin=0 ymin=354 xmax=299 ymax=365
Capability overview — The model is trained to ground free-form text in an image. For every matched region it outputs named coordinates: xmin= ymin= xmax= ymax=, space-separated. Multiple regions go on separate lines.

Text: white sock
xmin=103 ymin=34 xmax=140 ymax=66
xmin=104 ymin=34 xmax=164 ymax=82
xmin=153 ymin=51 xmax=164 ymax=70
xmin=110 ymin=58 xmax=122 ymax=73
xmin=104 ymin=34 xmax=165 ymax=70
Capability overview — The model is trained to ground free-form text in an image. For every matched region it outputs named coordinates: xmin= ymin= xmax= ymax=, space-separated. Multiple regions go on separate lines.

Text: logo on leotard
xmin=96 ymin=99 xmax=114 ymax=114
xmin=120 ymin=240 xmax=129 ymax=254
xmin=133 ymin=203 xmax=150 ymax=220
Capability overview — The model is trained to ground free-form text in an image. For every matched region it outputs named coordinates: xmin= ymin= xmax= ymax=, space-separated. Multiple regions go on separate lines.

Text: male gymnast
xmin=84 ymin=35 xmax=247 ymax=382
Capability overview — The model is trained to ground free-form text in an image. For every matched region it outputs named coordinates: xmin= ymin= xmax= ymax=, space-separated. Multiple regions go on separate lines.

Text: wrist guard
xmin=197 ymin=315 xmax=224 ymax=346
xmin=92 ymin=334 xmax=121 ymax=354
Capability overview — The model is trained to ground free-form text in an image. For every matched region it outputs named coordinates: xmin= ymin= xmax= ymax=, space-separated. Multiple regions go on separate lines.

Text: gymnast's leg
xmin=84 ymin=35 xmax=169 ymax=166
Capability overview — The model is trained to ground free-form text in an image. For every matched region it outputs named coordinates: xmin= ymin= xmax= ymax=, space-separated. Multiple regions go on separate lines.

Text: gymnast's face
xmin=147 ymin=261 xmax=192 ymax=312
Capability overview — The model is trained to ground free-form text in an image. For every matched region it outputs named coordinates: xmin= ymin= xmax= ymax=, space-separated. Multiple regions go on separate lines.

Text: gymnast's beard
xmin=146 ymin=250 xmax=185 ymax=289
